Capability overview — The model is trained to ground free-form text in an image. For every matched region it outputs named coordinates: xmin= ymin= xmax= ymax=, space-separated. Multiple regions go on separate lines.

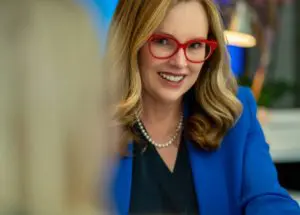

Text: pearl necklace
xmin=135 ymin=113 xmax=183 ymax=148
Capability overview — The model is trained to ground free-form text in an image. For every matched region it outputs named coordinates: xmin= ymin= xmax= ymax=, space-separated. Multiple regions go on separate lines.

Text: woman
xmin=107 ymin=0 xmax=300 ymax=214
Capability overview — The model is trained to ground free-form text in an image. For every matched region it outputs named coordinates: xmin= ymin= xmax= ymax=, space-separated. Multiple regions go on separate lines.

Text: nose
xmin=169 ymin=48 xmax=187 ymax=68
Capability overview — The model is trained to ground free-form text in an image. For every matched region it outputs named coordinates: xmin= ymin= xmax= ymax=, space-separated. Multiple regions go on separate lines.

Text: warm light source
xmin=224 ymin=0 xmax=257 ymax=48
xmin=224 ymin=30 xmax=256 ymax=48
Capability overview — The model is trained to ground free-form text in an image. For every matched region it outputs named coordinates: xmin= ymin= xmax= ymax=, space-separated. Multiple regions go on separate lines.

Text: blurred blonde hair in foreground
xmin=0 ymin=0 xmax=115 ymax=214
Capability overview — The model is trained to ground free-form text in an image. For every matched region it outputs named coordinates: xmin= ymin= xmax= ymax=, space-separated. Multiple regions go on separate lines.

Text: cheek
xmin=190 ymin=64 xmax=203 ymax=77
xmin=138 ymin=47 xmax=149 ymax=77
xmin=139 ymin=45 xmax=160 ymax=74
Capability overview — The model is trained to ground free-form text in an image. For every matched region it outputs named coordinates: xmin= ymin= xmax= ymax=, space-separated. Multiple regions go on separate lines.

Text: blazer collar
xmin=187 ymin=141 xmax=230 ymax=215
xmin=113 ymin=141 xmax=230 ymax=215
xmin=112 ymin=142 xmax=133 ymax=215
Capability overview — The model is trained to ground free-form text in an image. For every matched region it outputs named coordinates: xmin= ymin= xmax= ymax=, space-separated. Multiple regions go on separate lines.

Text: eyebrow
xmin=154 ymin=30 xmax=174 ymax=37
xmin=153 ymin=30 xmax=208 ymax=40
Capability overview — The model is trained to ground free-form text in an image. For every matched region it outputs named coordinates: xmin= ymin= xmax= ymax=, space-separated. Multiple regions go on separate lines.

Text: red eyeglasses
xmin=147 ymin=34 xmax=217 ymax=64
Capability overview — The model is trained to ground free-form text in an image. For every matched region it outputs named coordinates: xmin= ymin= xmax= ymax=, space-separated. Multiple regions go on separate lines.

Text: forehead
xmin=156 ymin=1 xmax=209 ymax=41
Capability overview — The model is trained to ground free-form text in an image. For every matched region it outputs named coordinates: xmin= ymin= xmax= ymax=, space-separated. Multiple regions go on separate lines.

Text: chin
xmin=156 ymin=91 xmax=185 ymax=104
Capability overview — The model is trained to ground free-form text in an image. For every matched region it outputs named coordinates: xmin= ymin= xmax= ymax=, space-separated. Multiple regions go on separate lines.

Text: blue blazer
xmin=111 ymin=87 xmax=300 ymax=215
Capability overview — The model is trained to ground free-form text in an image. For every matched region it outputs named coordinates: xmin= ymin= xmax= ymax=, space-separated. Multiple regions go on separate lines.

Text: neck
xmin=139 ymin=94 xmax=183 ymax=143
xmin=141 ymin=96 xmax=182 ymax=124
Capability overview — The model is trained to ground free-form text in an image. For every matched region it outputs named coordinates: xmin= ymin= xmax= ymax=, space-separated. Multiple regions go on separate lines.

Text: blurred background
xmin=0 ymin=0 xmax=299 ymax=214
xmin=214 ymin=0 xmax=300 ymax=204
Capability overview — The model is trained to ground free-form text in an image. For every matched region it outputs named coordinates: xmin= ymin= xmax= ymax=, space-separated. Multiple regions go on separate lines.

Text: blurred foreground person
xmin=106 ymin=0 xmax=300 ymax=214
xmin=0 ymin=0 xmax=114 ymax=214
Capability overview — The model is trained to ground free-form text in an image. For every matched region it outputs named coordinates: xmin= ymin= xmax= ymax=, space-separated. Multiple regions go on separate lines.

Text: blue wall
xmin=78 ymin=0 xmax=118 ymax=40
xmin=227 ymin=45 xmax=246 ymax=77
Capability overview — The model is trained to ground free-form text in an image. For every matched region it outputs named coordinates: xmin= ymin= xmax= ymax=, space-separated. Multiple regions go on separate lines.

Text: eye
xmin=152 ymin=38 xmax=169 ymax=45
xmin=188 ymin=42 xmax=205 ymax=49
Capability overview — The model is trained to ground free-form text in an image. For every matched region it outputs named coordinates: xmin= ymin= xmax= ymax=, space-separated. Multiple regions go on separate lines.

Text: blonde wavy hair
xmin=0 ymin=0 xmax=112 ymax=214
xmin=106 ymin=0 xmax=243 ymax=153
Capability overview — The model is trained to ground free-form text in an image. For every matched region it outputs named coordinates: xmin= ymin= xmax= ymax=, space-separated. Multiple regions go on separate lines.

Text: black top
xmin=129 ymin=131 xmax=199 ymax=215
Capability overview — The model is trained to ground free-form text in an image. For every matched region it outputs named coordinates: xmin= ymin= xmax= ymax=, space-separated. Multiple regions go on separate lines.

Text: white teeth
xmin=159 ymin=72 xmax=184 ymax=82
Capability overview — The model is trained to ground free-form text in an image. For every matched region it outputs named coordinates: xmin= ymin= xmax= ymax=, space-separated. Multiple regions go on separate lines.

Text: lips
xmin=158 ymin=72 xmax=186 ymax=83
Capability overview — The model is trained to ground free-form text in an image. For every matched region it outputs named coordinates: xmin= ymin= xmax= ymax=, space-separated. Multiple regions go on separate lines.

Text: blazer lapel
xmin=187 ymin=141 xmax=230 ymax=215
xmin=113 ymin=143 xmax=133 ymax=215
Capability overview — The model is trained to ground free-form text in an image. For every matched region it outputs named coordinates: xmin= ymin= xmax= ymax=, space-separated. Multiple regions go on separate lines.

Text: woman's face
xmin=139 ymin=1 xmax=209 ymax=104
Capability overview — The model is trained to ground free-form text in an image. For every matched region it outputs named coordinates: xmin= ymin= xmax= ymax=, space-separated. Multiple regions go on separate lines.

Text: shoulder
xmin=217 ymin=87 xmax=261 ymax=169
xmin=237 ymin=86 xmax=256 ymax=113
xmin=233 ymin=86 xmax=257 ymax=129
xmin=223 ymin=86 xmax=258 ymax=146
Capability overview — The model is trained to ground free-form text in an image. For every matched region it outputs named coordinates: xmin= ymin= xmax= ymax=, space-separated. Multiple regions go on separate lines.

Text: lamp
xmin=224 ymin=0 xmax=257 ymax=48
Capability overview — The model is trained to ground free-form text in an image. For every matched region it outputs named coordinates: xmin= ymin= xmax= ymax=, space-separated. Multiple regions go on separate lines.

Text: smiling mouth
xmin=158 ymin=72 xmax=185 ymax=83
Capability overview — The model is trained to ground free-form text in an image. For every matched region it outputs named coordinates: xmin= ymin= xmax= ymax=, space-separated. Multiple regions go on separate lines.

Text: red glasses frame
xmin=147 ymin=34 xmax=218 ymax=64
